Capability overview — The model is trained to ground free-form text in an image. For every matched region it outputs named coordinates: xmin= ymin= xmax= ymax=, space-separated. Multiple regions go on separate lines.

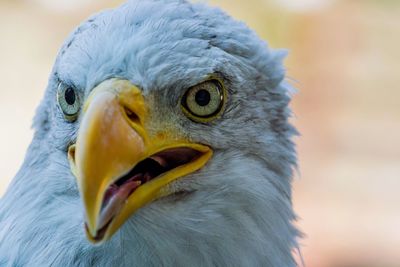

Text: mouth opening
xmin=91 ymin=147 xmax=203 ymax=241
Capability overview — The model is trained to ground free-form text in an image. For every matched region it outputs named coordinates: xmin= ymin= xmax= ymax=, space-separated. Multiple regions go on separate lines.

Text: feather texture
xmin=0 ymin=0 xmax=300 ymax=266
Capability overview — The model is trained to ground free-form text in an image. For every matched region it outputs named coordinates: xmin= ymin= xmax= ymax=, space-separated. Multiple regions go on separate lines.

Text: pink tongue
xmin=98 ymin=175 xmax=142 ymax=230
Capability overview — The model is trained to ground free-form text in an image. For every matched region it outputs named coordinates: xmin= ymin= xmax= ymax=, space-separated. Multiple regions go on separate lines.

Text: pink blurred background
xmin=1 ymin=0 xmax=399 ymax=266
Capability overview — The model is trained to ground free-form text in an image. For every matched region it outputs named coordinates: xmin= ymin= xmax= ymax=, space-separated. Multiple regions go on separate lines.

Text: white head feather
xmin=0 ymin=0 xmax=300 ymax=266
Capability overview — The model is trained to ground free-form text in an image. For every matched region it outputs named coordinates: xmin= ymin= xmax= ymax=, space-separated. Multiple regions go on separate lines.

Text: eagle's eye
xmin=181 ymin=79 xmax=226 ymax=123
xmin=57 ymin=83 xmax=80 ymax=122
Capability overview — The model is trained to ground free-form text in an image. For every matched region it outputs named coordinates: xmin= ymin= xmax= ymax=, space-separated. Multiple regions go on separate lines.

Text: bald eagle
xmin=0 ymin=0 xmax=300 ymax=266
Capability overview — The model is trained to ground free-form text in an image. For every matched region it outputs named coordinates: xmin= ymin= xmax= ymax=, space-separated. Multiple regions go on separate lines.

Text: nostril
xmin=124 ymin=107 xmax=140 ymax=124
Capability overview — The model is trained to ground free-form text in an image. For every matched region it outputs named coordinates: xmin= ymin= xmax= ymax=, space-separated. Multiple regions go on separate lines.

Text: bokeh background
xmin=1 ymin=0 xmax=399 ymax=266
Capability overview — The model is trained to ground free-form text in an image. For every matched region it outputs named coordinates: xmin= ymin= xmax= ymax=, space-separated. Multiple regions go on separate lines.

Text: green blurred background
xmin=0 ymin=0 xmax=399 ymax=266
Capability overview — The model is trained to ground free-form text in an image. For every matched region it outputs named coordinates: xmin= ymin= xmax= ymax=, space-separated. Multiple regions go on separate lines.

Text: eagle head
xmin=0 ymin=0 xmax=300 ymax=266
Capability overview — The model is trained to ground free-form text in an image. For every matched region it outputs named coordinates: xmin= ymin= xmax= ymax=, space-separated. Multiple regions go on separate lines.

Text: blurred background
xmin=0 ymin=0 xmax=399 ymax=266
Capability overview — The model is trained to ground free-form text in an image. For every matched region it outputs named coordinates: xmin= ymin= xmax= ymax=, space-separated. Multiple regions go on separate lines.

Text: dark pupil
xmin=195 ymin=89 xmax=211 ymax=106
xmin=65 ymin=88 xmax=76 ymax=105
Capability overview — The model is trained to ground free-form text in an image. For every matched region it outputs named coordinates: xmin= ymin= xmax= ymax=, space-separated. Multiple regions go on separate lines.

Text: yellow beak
xmin=68 ymin=79 xmax=212 ymax=244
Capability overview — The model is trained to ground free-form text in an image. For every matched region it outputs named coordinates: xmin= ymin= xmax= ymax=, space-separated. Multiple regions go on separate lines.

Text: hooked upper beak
xmin=68 ymin=79 xmax=212 ymax=244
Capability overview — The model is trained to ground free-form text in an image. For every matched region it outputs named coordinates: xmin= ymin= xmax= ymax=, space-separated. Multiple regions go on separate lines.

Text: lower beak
xmin=68 ymin=79 xmax=212 ymax=244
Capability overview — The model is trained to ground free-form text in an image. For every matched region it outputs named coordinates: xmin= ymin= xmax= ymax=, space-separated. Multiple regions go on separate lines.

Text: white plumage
xmin=0 ymin=0 xmax=300 ymax=266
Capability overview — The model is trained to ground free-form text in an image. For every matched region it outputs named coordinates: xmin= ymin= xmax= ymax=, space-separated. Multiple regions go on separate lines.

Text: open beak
xmin=68 ymin=79 xmax=212 ymax=244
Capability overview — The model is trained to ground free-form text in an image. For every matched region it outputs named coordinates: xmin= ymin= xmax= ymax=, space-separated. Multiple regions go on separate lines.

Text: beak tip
xmin=84 ymin=222 xmax=101 ymax=244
